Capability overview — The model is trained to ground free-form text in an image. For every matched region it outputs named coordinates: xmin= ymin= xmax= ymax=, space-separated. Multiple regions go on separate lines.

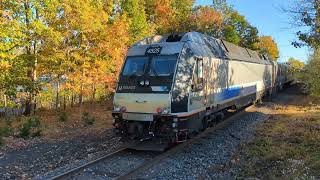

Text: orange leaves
xmin=189 ymin=6 xmax=223 ymax=34
xmin=255 ymin=36 xmax=280 ymax=61
xmin=154 ymin=0 xmax=173 ymax=26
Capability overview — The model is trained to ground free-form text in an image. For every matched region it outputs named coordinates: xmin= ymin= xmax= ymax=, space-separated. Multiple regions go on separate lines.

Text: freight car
xmin=112 ymin=32 xmax=292 ymax=150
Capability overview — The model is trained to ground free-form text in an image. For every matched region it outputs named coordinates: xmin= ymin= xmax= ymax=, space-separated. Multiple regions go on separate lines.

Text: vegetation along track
xmin=43 ymin=106 xmax=251 ymax=180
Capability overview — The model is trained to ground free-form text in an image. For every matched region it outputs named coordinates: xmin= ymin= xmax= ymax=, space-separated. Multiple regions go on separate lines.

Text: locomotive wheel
xmin=201 ymin=116 xmax=210 ymax=131
xmin=201 ymin=118 xmax=206 ymax=131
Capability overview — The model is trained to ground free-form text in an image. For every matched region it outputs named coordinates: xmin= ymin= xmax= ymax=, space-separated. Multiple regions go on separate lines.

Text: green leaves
xmin=223 ymin=11 xmax=259 ymax=49
xmin=291 ymin=0 xmax=320 ymax=49
xmin=305 ymin=49 xmax=320 ymax=97
xmin=122 ymin=0 xmax=150 ymax=44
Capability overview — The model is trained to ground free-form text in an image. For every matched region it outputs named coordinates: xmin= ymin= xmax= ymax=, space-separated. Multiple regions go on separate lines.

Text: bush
xmin=58 ymin=111 xmax=68 ymax=122
xmin=82 ymin=112 xmax=95 ymax=126
xmin=0 ymin=126 xmax=13 ymax=137
xmin=19 ymin=117 xmax=42 ymax=138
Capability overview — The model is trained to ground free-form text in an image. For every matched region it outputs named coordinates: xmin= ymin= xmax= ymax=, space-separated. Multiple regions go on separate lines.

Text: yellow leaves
xmin=255 ymin=36 xmax=279 ymax=61
xmin=0 ymin=61 xmax=11 ymax=72
xmin=288 ymin=58 xmax=304 ymax=70
xmin=62 ymin=0 xmax=110 ymax=34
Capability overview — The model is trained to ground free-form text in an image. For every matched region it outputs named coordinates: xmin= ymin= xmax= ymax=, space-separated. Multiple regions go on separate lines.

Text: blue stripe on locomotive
xmin=216 ymin=85 xmax=257 ymax=102
xmin=222 ymin=87 xmax=241 ymax=100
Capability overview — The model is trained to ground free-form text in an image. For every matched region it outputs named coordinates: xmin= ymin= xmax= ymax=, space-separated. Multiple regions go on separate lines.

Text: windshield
xmin=122 ymin=57 xmax=148 ymax=76
xmin=121 ymin=55 xmax=177 ymax=77
xmin=149 ymin=55 xmax=177 ymax=76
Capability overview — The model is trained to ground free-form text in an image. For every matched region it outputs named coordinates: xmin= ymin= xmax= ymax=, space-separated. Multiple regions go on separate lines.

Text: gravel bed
xmin=0 ymin=129 xmax=122 ymax=180
xmin=136 ymin=109 xmax=269 ymax=180
xmin=64 ymin=150 xmax=159 ymax=180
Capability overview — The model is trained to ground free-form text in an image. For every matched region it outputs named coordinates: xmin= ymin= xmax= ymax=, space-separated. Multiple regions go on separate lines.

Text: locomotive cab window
xmin=192 ymin=57 xmax=204 ymax=91
xmin=122 ymin=57 xmax=148 ymax=76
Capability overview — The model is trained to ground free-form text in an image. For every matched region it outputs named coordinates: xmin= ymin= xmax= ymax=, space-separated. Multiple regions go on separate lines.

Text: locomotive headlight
xmin=162 ymin=107 xmax=169 ymax=114
xmin=172 ymin=122 xmax=177 ymax=128
xmin=114 ymin=105 xmax=121 ymax=112
xmin=114 ymin=104 xmax=127 ymax=112
xmin=156 ymin=107 xmax=169 ymax=114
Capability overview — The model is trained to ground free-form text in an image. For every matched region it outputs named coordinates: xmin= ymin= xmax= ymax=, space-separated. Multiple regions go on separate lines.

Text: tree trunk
xmin=63 ymin=92 xmax=66 ymax=110
xmin=71 ymin=91 xmax=74 ymax=107
xmin=23 ymin=0 xmax=32 ymax=116
xmin=79 ymin=83 xmax=83 ymax=105
xmin=24 ymin=95 xmax=32 ymax=116
xmin=32 ymin=44 xmax=38 ymax=115
xmin=56 ymin=78 xmax=60 ymax=110
xmin=92 ymin=83 xmax=96 ymax=103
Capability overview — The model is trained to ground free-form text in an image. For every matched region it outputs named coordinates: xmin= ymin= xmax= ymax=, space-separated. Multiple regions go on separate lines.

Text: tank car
xmin=112 ymin=32 xmax=291 ymax=151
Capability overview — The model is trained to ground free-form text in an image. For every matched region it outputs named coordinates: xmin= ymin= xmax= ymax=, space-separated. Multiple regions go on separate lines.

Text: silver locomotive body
xmin=112 ymin=32 xmax=292 ymax=148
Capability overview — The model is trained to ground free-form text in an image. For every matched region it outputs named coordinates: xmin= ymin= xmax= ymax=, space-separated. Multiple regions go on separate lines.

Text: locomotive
xmin=112 ymin=32 xmax=292 ymax=151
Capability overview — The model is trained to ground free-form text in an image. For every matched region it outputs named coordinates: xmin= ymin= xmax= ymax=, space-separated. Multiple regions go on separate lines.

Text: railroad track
xmin=47 ymin=148 xmax=128 ymax=180
xmin=44 ymin=106 xmax=249 ymax=180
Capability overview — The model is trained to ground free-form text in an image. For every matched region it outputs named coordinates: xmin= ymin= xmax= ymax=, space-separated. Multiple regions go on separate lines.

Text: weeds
xmin=0 ymin=126 xmax=13 ymax=137
xmin=0 ymin=122 xmax=14 ymax=146
xmin=19 ymin=117 xmax=42 ymax=138
xmin=58 ymin=111 xmax=68 ymax=122
xmin=237 ymin=114 xmax=320 ymax=179
xmin=82 ymin=112 xmax=95 ymax=126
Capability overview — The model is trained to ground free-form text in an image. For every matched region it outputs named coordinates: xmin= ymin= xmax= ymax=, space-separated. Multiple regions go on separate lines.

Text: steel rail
xmin=48 ymin=147 xmax=128 ymax=180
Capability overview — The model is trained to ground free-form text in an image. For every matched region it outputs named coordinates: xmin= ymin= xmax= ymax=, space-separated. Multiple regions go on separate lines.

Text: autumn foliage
xmin=255 ymin=36 xmax=280 ymax=61
xmin=0 ymin=0 xmax=280 ymax=114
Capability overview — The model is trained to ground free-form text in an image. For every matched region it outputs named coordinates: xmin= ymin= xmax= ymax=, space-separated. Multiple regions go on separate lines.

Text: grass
xmin=236 ymin=112 xmax=320 ymax=179
xmin=81 ymin=112 xmax=96 ymax=126
xmin=19 ymin=116 xmax=42 ymax=138
xmin=58 ymin=111 xmax=68 ymax=122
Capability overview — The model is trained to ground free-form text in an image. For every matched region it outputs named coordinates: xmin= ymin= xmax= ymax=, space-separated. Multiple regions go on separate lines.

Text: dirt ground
xmin=0 ymin=101 xmax=114 ymax=150
xmin=0 ymin=101 xmax=121 ymax=179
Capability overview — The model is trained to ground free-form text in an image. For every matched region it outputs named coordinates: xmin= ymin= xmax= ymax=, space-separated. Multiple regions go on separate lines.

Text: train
xmin=112 ymin=32 xmax=293 ymax=151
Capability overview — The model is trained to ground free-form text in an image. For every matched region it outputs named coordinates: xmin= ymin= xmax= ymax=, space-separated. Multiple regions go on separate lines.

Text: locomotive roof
xmin=133 ymin=32 xmax=272 ymax=65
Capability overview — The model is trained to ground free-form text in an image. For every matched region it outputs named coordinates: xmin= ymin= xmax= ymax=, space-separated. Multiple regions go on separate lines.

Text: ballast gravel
xmin=0 ymin=129 xmax=122 ymax=180
xmin=67 ymin=150 xmax=159 ymax=180
xmin=137 ymin=109 xmax=269 ymax=180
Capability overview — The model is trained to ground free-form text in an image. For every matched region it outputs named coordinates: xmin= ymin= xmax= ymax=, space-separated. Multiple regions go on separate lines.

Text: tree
xmin=254 ymin=36 xmax=280 ymax=60
xmin=305 ymin=49 xmax=320 ymax=96
xmin=145 ymin=0 xmax=195 ymax=34
xmin=171 ymin=0 xmax=194 ymax=32
xmin=189 ymin=6 xmax=223 ymax=36
xmin=122 ymin=0 xmax=150 ymax=44
xmin=287 ymin=57 xmax=305 ymax=70
xmin=287 ymin=1 xmax=320 ymax=96
xmin=0 ymin=0 xmax=63 ymax=115
xmin=223 ymin=25 xmax=240 ymax=44
xmin=222 ymin=11 xmax=259 ymax=49
xmin=288 ymin=0 xmax=320 ymax=49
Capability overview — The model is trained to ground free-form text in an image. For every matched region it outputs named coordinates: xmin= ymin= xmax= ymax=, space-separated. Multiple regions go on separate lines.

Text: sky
xmin=195 ymin=0 xmax=310 ymax=63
